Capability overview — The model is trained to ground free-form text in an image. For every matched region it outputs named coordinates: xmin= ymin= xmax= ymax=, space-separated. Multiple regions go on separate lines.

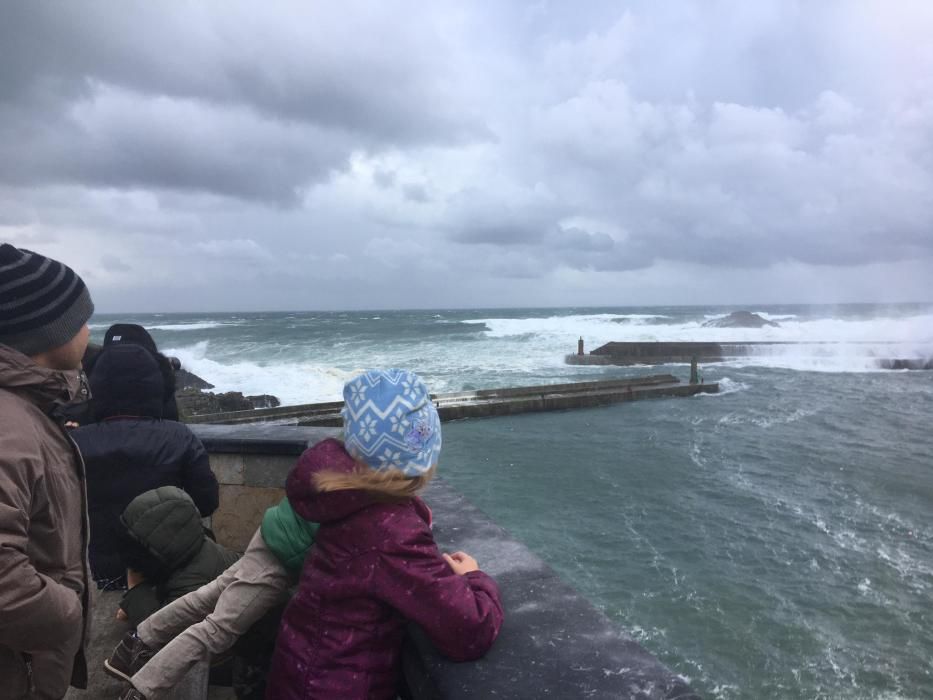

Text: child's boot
xmin=104 ymin=631 xmax=156 ymax=682
xmin=119 ymin=687 xmax=147 ymax=700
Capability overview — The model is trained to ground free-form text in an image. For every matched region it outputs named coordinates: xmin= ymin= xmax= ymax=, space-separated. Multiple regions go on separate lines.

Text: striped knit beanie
xmin=0 ymin=244 xmax=95 ymax=356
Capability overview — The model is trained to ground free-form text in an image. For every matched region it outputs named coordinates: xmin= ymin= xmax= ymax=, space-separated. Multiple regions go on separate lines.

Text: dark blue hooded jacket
xmin=71 ymin=344 xmax=219 ymax=582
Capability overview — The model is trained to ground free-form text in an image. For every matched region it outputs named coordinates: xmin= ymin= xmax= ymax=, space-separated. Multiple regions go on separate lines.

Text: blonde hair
xmin=313 ymin=461 xmax=436 ymax=503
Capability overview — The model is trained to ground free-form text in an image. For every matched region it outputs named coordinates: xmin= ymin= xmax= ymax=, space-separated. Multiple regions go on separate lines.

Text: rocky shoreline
xmin=174 ymin=366 xmax=280 ymax=418
xmin=81 ymin=343 xmax=281 ymax=418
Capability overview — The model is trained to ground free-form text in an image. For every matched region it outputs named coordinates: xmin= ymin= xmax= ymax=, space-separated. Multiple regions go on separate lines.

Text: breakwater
xmin=187 ymin=375 xmax=718 ymax=425
xmin=566 ymin=340 xmax=931 ymax=369
xmin=570 ymin=341 xmax=727 ymax=364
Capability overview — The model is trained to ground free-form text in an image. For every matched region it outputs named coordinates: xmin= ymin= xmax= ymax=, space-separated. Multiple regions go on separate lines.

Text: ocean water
xmin=89 ymin=305 xmax=933 ymax=699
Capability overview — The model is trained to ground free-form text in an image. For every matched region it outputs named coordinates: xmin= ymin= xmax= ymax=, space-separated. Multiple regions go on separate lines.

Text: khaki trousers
xmin=133 ymin=530 xmax=290 ymax=699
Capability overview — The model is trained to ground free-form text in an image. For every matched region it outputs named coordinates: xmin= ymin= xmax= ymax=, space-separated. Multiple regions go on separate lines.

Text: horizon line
xmin=88 ymin=300 xmax=933 ymax=316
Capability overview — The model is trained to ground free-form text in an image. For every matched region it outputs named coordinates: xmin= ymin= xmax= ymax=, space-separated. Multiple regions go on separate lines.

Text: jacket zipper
xmin=64 ymin=430 xmax=92 ymax=647
xmin=23 ymin=653 xmax=36 ymax=695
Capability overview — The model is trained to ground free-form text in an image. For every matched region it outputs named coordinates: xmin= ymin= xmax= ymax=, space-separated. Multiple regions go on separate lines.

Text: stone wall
xmin=192 ymin=424 xmax=700 ymax=700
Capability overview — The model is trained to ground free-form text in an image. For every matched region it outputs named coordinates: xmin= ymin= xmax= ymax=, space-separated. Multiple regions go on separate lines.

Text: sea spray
xmin=90 ymin=305 xmax=933 ymax=406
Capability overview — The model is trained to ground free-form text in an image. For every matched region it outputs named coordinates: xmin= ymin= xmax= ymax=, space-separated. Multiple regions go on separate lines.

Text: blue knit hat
xmin=342 ymin=369 xmax=441 ymax=477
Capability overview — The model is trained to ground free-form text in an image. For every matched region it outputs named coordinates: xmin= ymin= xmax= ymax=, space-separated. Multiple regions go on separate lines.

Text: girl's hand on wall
xmin=443 ymin=551 xmax=479 ymax=575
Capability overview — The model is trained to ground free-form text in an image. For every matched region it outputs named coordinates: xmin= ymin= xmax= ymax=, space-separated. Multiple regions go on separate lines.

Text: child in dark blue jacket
xmin=71 ymin=343 xmax=218 ymax=586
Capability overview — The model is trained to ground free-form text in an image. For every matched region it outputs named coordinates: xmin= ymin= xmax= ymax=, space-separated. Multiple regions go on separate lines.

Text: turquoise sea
xmin=90 ymin=305 xmax=933 ymax=699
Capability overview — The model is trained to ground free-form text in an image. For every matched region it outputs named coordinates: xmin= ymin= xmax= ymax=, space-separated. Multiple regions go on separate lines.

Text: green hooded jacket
xmin=260 ymin=497 xmax=318 ymax=572
xmin=120 ymin=486 xmax=240 ymax=626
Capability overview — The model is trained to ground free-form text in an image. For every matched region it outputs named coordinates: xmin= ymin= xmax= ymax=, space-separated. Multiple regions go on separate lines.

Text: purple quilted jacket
xmin=265 ymin=438 xmax=503 ymax=700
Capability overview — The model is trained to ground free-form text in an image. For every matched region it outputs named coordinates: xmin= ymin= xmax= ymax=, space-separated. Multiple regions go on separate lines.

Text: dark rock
xmin=177 ymin=389 xmax=281 ymax=417
xmin=247 ymin=394 xmax=281 ymax=409
xmin=703 ymin=310 xmax=780 ymax=328
xmin=877 ymin=358 xmax=933 ymax=370
xmin=176 ymin=367 xmax=215 ymax=390
xmin=86 ymin=340 xmax=214 ymax=390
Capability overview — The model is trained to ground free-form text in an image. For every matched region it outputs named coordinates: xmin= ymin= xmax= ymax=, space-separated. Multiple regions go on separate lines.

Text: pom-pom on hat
xmin=342 ymin=368 xmax=441 ymax=477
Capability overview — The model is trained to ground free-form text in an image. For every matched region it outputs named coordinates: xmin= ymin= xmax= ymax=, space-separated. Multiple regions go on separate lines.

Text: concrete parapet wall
xmin=190 ymin=425 xmax=699 ymax=699
xmin=194 ymin=424 xmax=339 ymax=550
xmin=214 ymin=483 xmax=285 ymax=551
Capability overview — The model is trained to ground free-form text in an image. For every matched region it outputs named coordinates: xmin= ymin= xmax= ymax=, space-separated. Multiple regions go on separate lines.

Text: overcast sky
xmin=2 ymin=1 xmax=932 ymax=312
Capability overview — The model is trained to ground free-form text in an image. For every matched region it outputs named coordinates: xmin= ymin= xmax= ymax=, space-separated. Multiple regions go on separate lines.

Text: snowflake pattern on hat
xmin=342 ymin=369 xmax=441 ymax=476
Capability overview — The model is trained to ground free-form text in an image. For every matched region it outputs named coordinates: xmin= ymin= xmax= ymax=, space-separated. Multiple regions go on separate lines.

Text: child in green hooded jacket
xmin=104 ymin=497 xmax=317 ymax=700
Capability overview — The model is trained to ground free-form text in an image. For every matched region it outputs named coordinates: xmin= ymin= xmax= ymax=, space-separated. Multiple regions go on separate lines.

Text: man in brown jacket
xmin=0 ymin=244 xmax=95 ymax=699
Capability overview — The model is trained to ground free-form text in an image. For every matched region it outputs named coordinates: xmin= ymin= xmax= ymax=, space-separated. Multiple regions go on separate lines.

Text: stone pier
xmin=188 ymin=375 xmax=719 ymax=426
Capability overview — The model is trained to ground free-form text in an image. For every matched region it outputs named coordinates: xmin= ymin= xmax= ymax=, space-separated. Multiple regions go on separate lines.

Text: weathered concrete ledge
xmin=187 ymin=375 xmax=718 ymax=426
xmin=190 ymin=425 xmax=700 ymax=699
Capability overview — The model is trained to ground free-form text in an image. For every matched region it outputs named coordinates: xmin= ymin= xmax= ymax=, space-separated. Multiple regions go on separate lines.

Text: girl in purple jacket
xmin=266 ymin=369 xmax=504 ymax=700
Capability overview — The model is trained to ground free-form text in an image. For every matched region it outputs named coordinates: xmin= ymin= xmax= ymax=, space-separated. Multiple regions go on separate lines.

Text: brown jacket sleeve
xmin=0 ymin=445 xmax=83 ymax=652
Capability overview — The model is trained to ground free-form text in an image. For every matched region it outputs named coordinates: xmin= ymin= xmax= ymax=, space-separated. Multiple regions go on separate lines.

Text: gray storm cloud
xmin=0 ymin=0 xmax=931 ymax=310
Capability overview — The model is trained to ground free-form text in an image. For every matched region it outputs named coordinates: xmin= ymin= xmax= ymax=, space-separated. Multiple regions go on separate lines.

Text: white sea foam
xmin=709 ymin=683 xmax=740 ymax=699
xmin=716 ymin=406 xmax=818 ymax=428
xmin=464 ymin=313 xmax=633 ymax=341
xmin=697 ymin=377 xmax=749 ymax=397
xmin=166 ymin=341 xmax=355 ymax=405
xmin=90 ymin=321 xmax=230 ymax=332
xmin=875 ymin=544 xmax=932 ymax=591
xmin=468 ymin=311 xmax=933 ymax=373
xmin=753 ymin=407 xmax=819 ymax=428
xmin=689 ymin=442 xmax=707 ymax=467
xmin=750 ymin=311 xmax=799 ymax=321
xmin=858 ymin=500 xmax=930 ymax=541
xmin=151 ymin=308 xmax=933 ymax=406
xmin=611 ymin=313 xmax=673 ymax=320
xmin=148 ymin=322 xmax=230 ymax=331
